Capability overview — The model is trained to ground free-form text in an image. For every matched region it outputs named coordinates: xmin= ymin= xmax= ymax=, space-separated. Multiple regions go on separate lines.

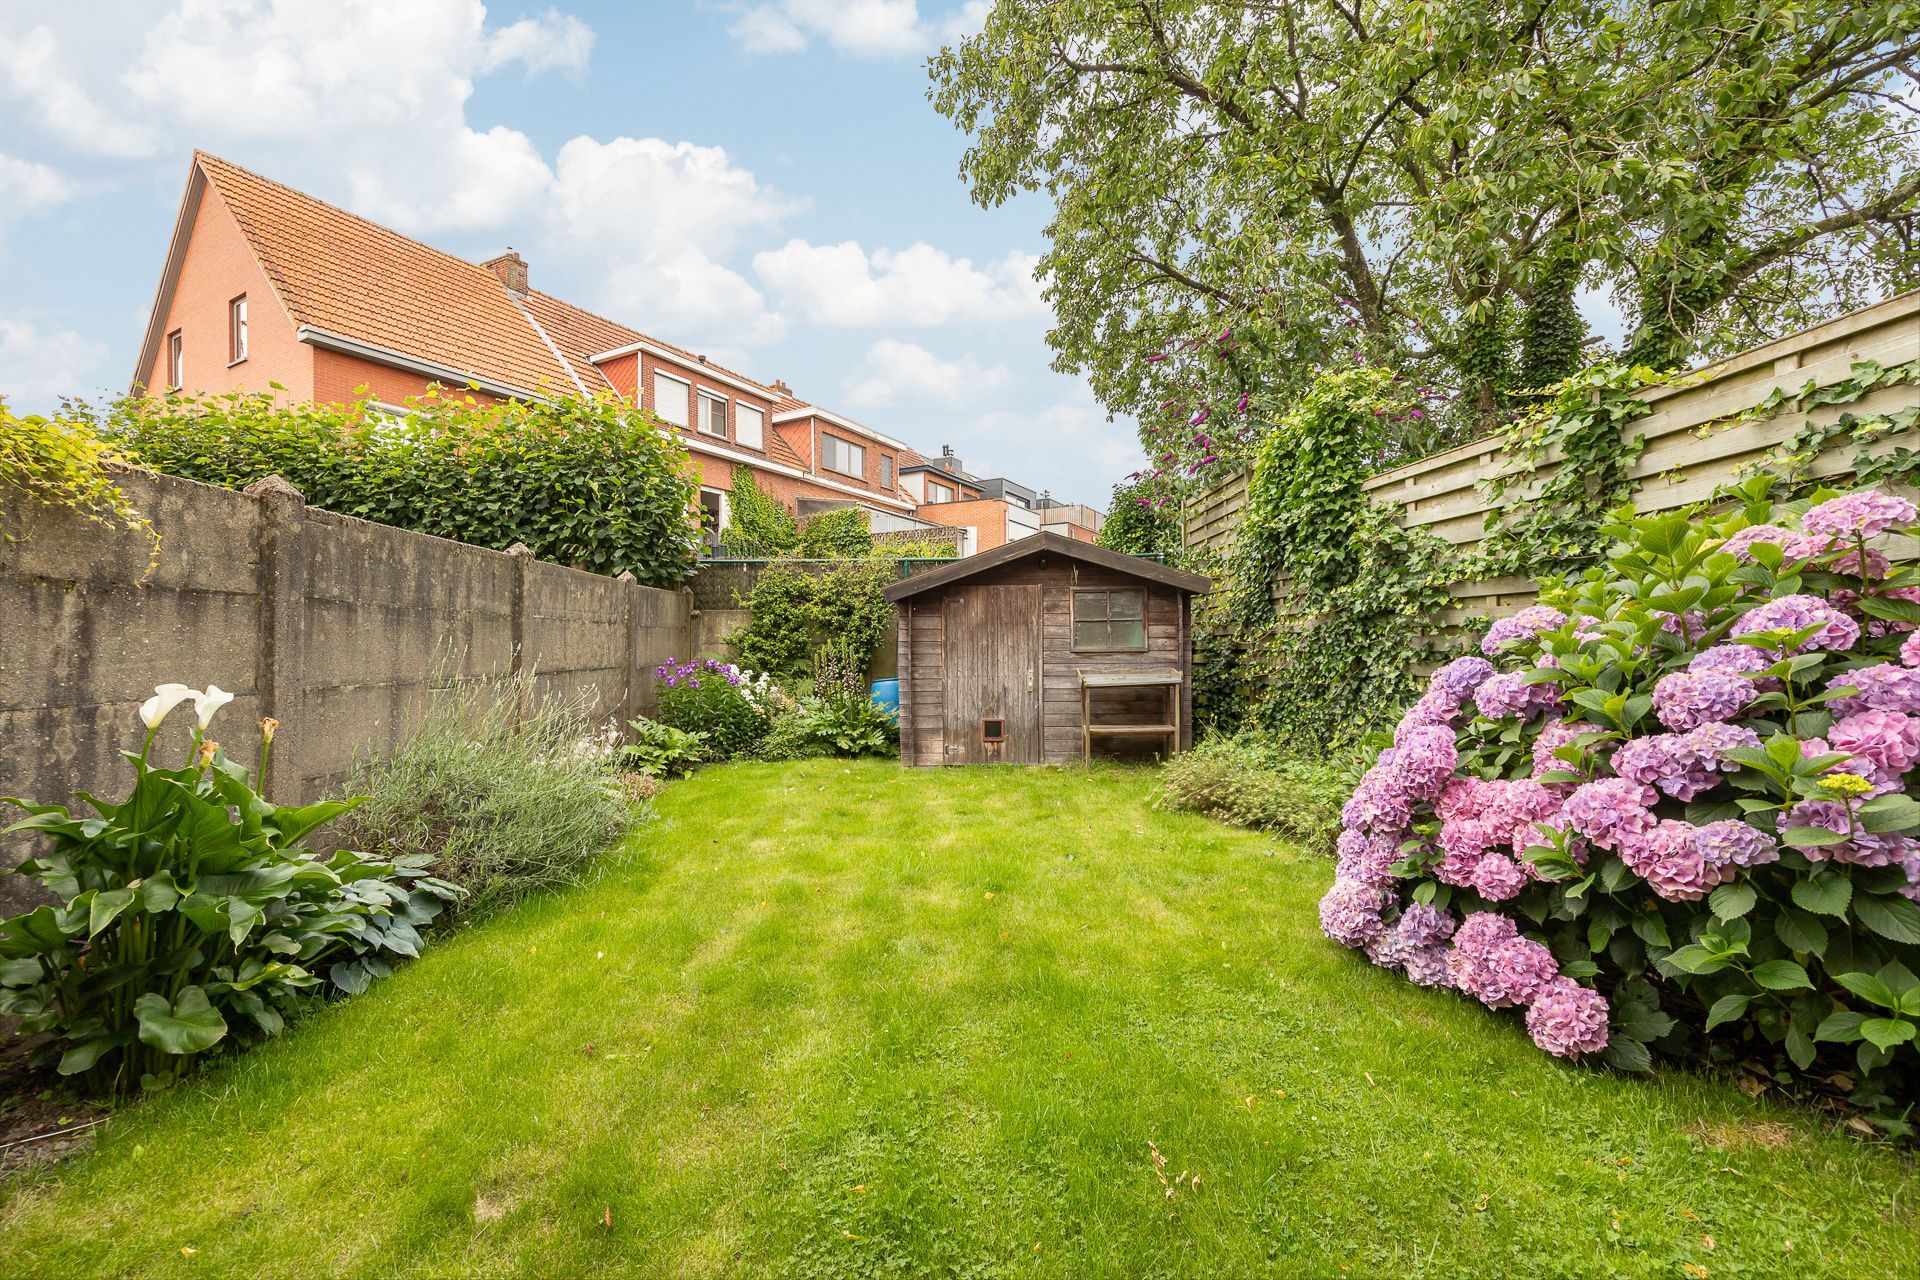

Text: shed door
xmin=943 ymin=584 xmax=1042 ymax=764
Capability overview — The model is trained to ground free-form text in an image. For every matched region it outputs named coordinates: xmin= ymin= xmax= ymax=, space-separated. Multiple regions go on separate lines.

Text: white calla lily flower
xmin=194 ymin=685 xmax=236 ymax=730
xmin=139 ymin=683 xmax=200 ymax=730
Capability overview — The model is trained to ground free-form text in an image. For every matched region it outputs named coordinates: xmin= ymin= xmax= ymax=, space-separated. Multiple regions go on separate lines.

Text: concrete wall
xmin=0 ymin=467 xmax=691 ymax=911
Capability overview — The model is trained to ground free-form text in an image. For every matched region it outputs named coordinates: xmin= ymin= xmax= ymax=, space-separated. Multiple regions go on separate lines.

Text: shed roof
xmin=882 ymin=532 xmax=1211 ymax=601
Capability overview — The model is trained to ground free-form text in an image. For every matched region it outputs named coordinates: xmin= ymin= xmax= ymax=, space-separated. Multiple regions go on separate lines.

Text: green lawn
xmin=2 ymin=760 xmax=1914 ymax=1278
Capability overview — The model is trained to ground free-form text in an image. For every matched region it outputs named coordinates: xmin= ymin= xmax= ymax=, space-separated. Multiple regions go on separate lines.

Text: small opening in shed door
xmin=981 ymin=718 xmax=1006 ymax=743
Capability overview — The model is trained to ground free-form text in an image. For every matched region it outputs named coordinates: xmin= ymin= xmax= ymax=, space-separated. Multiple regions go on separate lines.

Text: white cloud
xmin=0 ymin=24 xmax=156 ymax=157
xmin=755 ymin=239 xmax=1046 ymax=327
xmin=116 ymin=0 xmax=574 ymax=233
xmin=544 ymin=136 xmax=805 ymax=347
xmin=0 ymin=319 xmax=110 ymax=403
xmin=841 ymin=338 xmax=1006 ymax=408
xmin=727 ymin=0 xmax=981 ymax=57
xmin=481 ymin=8 xmax=595 ymax=75
xmin=0 ymin=155 xmax=80 ymax=212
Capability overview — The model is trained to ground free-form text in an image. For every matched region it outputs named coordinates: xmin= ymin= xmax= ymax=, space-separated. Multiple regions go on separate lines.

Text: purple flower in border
xmin=1692 ymin=819 xmax=1777 ymax=871
xmin=1529 ymin=718 xmax=1594 ymax=782
xmin=1474 ymin=671 xmax=1559 ymax=721
xmin=1526 ymin=978 xmax=1610 ymax=1058
xmin=1828 ymin=709 xmax=1920 ymax=777
xmin=1824 ymin=663 xmax=1920 ymax=716
xmin=1472 ymin=853 xmax=1528 ymax=901
xmin=1402 ymin=942 xmax=1453 ymax=987
xmin=1689 ymin=643 xmax=1779 ymax=692
xmin=1904 ymin=633 xmax=1920 ymax=668
xmin=1617 ymin=819 xmax=1725 ymax=901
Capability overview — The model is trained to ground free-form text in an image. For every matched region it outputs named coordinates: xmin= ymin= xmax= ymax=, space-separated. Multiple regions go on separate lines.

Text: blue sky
xmin=0 ymin=0 xmax=1142 ymax=504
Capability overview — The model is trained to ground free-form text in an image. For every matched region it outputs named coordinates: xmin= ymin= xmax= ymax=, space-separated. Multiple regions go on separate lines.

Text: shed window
xmin=982 ymin=717 xmax=1006 ymax=742
xmin=1073 ymin=589 xmax=1145 ymax=650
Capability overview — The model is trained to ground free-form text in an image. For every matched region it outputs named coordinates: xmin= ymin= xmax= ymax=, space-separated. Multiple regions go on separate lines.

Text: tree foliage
xmin=932 ymin=0 xmax=1920 ymax=456
xmin=1097 ymin=474 xmax=1185 ymax=557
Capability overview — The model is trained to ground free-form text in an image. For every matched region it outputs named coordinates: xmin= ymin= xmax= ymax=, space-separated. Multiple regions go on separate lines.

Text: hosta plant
xmin=623 ymin=717 xmax=708 ymax=778
xmin=1323 ymin=480 xmax=1920 ymax=1135
xmin=0 ymin=686 xmax=459 ymax=1096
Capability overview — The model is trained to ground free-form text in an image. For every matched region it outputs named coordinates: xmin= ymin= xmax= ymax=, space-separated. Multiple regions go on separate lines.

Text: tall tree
xmin=930 ymin=0 xmax=1920 ymax=460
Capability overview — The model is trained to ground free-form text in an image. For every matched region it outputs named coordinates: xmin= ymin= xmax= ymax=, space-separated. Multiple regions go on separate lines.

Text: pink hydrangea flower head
xmin=1391 ymin=725 xmax=1459 ymax=799
xmin=1612 ymin=733 xmax=1718 ymax=801
xmin=1481 ymin=606 xmax=1568 ymax=656
xmin=1652 ymin=671 xmax=1752 ymax=731
xmin=1394 ymin=902 xmax=1457 ymax=948
xmin=1783 ymin=799 xmax=1918 ymax=867
xmin=1561 ymin=778 xmax=1658 ymax=851
xmin=1617 ymin=819 xmax=1724 ymax=901
xmin=1903 ymin=633 xmax=1920 ymax=668
xmin=1401 ymin=942 xmax=1453 ymax=987
xmin=1688 ymin=643 xmax=1779 ymax=691
xmin=1319 ymin=877 xmax=1391 ymax=948
xmin=1445 ymin=911 xmax=1521 ymax=999
xmin=1336 ymin=831 xmax=1402 ymax=888
xmin=1831 ymin=547 xmax=1892 ymax=580
xmin=1692 ymin=819 xmax=1777 ymax=871
xmin=1720 ymin=524 xmax=1831 ymax=563
xmin=1823 ymin=663 xmax=1920 ymax=717
xmin=1456 ymin=934 xmax=1560 ymax=1009
xmin=1731 ymin=593 xmax=1860 ymax=654
xmin=1430 ymin=655 xmax=1496 ymax=699
xmin=1828 ymin=709 xmax=1920 ymax=777
xmin=1529 ymin=718 xmax=1595 ymax=781
xmin=1801 ymin=491 xmax=1916 ymax=541
xmin=1526 ymin=978 xmax=1610 ymax=1058
xmin=1472 ymin=852 xmax=1529 ymax=901
xmin=1473 ymin=671 xmax=1559 ymax=720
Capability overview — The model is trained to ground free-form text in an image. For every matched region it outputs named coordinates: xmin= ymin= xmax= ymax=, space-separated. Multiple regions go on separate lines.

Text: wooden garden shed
xmin=885 ymin=534 xmax=1212 ymax=766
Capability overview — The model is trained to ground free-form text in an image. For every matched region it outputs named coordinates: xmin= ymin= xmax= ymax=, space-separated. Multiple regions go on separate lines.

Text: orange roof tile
xmin=195 ymin=151 xmax=575 ymax=395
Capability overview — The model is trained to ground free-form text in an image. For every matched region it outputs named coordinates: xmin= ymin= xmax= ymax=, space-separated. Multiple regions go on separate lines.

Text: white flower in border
xmin=140 ymin=683 xmax=200 ymax=730
xmin=194 ymin=685 xmax=235 ymax=730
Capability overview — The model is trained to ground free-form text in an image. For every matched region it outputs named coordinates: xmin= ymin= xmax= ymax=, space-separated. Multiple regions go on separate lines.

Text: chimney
xmin=771 ymin=378 xmax=792 ymax=395
xmin=939 ymin=444 xmax=962 ymax=474
xmin=484 ymin=250 xmax=529 ymax=294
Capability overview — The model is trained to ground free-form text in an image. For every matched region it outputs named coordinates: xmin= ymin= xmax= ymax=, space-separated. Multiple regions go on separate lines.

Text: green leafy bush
xmin=757 ymin=693 xmax=899 ymax=760
xmin=728 ymin=560 xmax=895 ymax=679
xmin=85 ymin=388 xmax=701 ymax=586
xmin=720 ymin=465 xmax=800 ymax=555
xmin=797 ymin=507 xmax=873 ymax=557
xmin=331 ymin=673 xmax=636 ymax=918
xmin=1153 ymin=733 xmax=1350 ymax=852
xmin=652 ymin=658 xmax=783 ymax=759
xmin=623 ymin=717 xmax=708 ymax=777
xmin=0 ymin=686 xmax=459 ymax=1096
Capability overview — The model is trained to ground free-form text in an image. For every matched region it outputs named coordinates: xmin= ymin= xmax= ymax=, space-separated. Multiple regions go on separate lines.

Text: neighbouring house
xmin=132 ymin=151 xmax=937 ymax=546
xmin=901 ymin=445 xmax=1047 ymax=555
xmin=1035 ymin=496 xmax=1105 ymax=543
xmin=886 ymin=534 xmax=1210 ymax=766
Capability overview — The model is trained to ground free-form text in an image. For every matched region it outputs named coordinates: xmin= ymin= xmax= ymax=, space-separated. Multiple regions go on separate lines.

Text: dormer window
xmin=698 ymin=390 xmax=728 ymax=438
xmin=927 ymin=478 xmax=955 ymax=503
xmin=822 ymin=434 xmax=865 ymax=480
xmin=653 ymin=370 xmax=690 ymax=427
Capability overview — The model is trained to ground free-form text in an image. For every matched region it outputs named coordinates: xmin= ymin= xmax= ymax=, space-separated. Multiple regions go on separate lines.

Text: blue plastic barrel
xmin=870 ymin=678 xmax=901 ymax=716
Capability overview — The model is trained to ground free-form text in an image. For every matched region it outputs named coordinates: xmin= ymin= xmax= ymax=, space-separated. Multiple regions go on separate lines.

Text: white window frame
xmin=698 ymin=389 xmax=729 ymax=438
xmin=822 ymin=433 xmax=866 ymax=480
xmin=735 ymin=402 xmax=765 ymax=450
xmin=167 ymin=329 xmax=183 ymax=389
xmin=698 ymin=486 xmax=729 ymax=534
xmin=653 ymin=369 xmax=691 ymax=428
xmin=228 ymin=294 xmax=248 ymax=364
xmin=881 ymin=455 xmax=894 ymax=488
xmin=927 ymin=478 xmax=955 ymax=503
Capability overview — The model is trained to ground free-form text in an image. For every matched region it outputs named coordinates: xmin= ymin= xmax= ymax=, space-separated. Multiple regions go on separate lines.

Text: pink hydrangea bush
xmin=1320 ymin=483 xmax=1920 ymax=1106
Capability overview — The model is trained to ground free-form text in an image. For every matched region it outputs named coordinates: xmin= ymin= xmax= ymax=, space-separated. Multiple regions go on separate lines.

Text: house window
xmin=881 ymin=455 xmax=894 ymax=488
xmin=697 ymin=488 xmax=727 ymax=549
xmin=166 ymin=330 xmax=183 ymax=389
xmin=228 ymin=295 xmax=248 ymax=363
xmin=927 ymin=478 xmax=954 ymax=503
xmin=653 ymin=371 xmax=690 ymax=427
xmin=698 ymin=390 xmax=728 ymax=437
xmin=736 ymin=403 xmax=764 ymax=449
xmin=1073 ymin=589 xmax=1146 ymax=651
xmin=822 ymin=434 xmax=866 ymax=479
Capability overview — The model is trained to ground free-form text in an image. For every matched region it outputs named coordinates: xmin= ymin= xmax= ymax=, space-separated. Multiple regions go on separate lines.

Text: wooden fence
xmin=1185 ymin=290 xmax=1920 ymax=628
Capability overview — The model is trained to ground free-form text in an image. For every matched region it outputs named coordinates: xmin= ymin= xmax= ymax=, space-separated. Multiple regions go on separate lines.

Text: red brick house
xmin=133 ymin=152 xmax=931 ymax=539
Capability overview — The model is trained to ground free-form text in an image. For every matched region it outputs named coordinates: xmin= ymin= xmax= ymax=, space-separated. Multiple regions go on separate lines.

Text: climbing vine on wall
xmin=0 ymin=401 xmax=158 ymax=573
xmin=1208 ymin=354 xmax=1920 ymax=750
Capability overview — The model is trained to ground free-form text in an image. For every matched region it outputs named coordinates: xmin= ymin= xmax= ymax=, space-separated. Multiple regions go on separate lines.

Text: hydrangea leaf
xmin=1790 ymin=869 xmax=1852 ymax=917
xmin=1852 ymin=894 xmax=1920 ymax=945
xmin=1751 ymin=959 xmax=1813 ymax=991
